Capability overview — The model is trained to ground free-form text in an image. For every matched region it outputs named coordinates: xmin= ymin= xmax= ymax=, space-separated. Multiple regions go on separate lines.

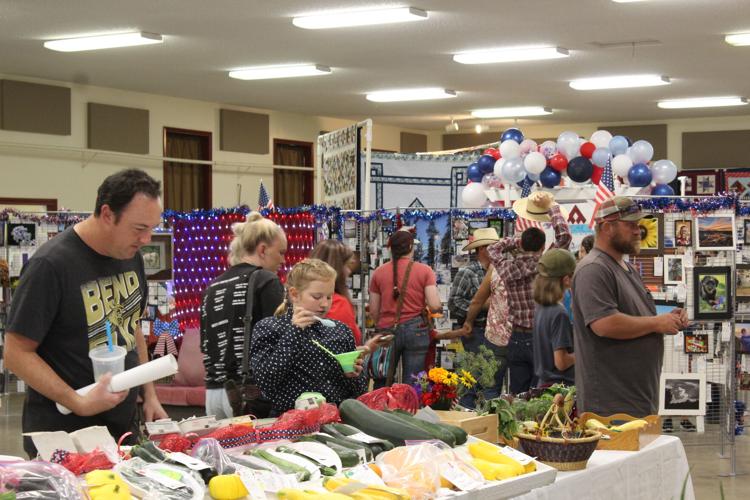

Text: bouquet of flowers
xmin=412 ymin=367 xmax=476 ymax=409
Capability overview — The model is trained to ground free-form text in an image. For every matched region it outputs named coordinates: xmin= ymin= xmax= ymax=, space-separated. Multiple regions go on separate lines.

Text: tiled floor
xmin=1 ymin=392 xmax=749 ymax=498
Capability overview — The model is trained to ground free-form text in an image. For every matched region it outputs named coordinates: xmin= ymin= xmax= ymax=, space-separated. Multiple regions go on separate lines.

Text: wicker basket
xmin=516 ymin=430 xmax=601 ymax=471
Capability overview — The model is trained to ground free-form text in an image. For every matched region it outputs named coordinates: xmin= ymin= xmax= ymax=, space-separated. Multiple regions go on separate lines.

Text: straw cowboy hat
xmin=462 ymin=227 xmax=500 ymax=251
xmin=512 ymin=191 xmax=567 ymax=223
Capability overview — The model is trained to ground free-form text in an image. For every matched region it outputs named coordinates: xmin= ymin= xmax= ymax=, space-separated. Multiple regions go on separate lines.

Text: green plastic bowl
xmin=334 ymin=350 xmax=362 ymax=373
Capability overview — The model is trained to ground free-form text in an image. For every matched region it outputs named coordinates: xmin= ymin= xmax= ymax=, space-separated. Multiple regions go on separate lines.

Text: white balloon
xmin=651 ymin=159 xmax=678 ymax=184
xmin=520 ymin=139 xmax=538 ymax=155
xmin=556 ymin=131 xmax=580 ymax=160
xmin=493 ymin=158 xmax=506 ymax=178
xmin=539 ymin=140 xmax=557 ymax=159
xmin=629 ymin=140 xmax=654 ymax=164
xmin=461 ymin=182 xmax=487 ymax=208
xmin=611 ymin=154 xmax=633 ymax=178
xmin=590 ymin=130 xmax=613 ymax=149
xmin=523 ymin=151 xmax=547 ymax=175
xmin=499 ymin=140 xmax=521 ymax=160
xmin=501 ymin=158 xmax=526 ymax=183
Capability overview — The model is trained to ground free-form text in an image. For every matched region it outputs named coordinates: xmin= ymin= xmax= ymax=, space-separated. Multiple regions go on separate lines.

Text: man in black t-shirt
xmin=5 ymin=169 xmax=168 ymax=456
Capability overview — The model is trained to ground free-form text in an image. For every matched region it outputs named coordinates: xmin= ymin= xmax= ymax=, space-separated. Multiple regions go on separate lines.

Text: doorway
xmin=273 ymin=139 xmax=314 ymax=207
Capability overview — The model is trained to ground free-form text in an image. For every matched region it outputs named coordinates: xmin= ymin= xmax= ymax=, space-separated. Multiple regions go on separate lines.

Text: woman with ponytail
xmin=368 ymin=230 xmax=442 ymax=388
xmin=250 ymin=259 xmax=367 ymax=414
xmin=200 ymin=212 xmax=287 ymax=419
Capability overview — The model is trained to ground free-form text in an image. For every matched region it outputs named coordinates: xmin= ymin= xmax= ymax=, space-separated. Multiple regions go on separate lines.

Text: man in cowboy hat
xmin=448 ymin=227 xmax=500 ymax=406
xmin=487 ymin=191 xmax=571 ymax=394
xmin=572 ymin=196 xmax=689 ymax=417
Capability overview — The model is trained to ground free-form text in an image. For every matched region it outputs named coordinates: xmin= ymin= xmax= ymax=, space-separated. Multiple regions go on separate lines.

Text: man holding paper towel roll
xmin=5 ymin=169 xmax=168 ymax=456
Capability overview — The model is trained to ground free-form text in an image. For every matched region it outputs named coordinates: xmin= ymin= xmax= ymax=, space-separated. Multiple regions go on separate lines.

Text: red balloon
xmin=591 ymin=165 xmax=604 ymax=185
xmin=580 ymin=142 xmax=596 ymax=159
xmin=483 ymin=148 xmax=500 ymax=160
xmin=549 ymin=154 xmax=568 ymax=172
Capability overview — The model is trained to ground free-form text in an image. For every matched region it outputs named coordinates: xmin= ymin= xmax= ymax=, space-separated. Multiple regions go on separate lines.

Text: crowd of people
xmin=4 ymin=168 xmax=691 ymax=457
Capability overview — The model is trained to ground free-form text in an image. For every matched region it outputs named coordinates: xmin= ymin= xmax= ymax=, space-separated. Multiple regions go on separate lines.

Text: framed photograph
xmin=693 ymin=266 xmax=733 ymax=320
xmin=735 ymin=322 xmax=750 ymax=354
xmin=695 ymin=215 xmax=736 ymax=251
xmin=737 ymin=264 xmax=750 ymax=302
xmin=6 ymin=222 xmax=36 ymax=246
xmin=659 ymin=372 xmax=706 ymax=416
xmin=674 ymin=220 xmax=693 ymax=247
xmin=684 ymin=333 xmax=709 ymax=354
xmin=343 ymin=219 xmax=357 ymax=239
xmin=740 ymin=373 xmax=750 ymax=391
xmin=637 ymin=214 xmax=663 ymax=255
xmin=488 ymin=218 xmax=504 ymax=238
xmin=745 ymin=219 xmax=750 ymax=246
xmin=663 ymin=255 xmax=685 ymax=285
xmin=468 ymin=219 xmax=489 ymax=237
xmin=452 ymin=218 xmax=469 ymax=240
xmin=140 ymin=241 xmax=166 ymax=274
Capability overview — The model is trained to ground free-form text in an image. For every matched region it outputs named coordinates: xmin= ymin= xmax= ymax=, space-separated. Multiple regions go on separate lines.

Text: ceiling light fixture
xmin=471 ymin=106 xmax=552 ymax=118
xmin=570 ymin=74 xmax=670 ymax=90
xmin=293 ymin=6 xmax=427 ymax=30
xmin=657 ymin=96 xmax=748 ymax=109
xmin=475 ymin=124 xmax=488 ymax=134
xmin=228 ymin=64 xmax=331 ymax=80
xmin=725 ymin=33 xmax=750 ymax=46
xmin=366 ymin=88 xmax=457 ymax=103
xmin=44 ymin=31 xmax=163 ymax=52
xmin=445 ymin=118 xmax=459 ymax=132
xmin=453 ymin=46 xmax=569 ymax=65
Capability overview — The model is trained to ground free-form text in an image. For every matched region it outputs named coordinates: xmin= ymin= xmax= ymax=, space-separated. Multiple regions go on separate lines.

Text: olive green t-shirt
xmin=571 ymin=248 xmax=661 ymax=417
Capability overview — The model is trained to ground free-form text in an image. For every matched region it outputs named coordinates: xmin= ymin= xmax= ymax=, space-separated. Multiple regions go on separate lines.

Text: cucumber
xmin=248 ymin=449 xmax=311 ymax=481
xmin=276 ymin=446 xmax=337 ymax=476
xmin=391 ymin=409 xmax=467 ymax=445
xmin=309 ymin=433 xmax=373 ymax=462
xmin=298 ymin=436 xmax=360 ymax=467
xmin=384 ymin=410 xmax=456 ymax=447
xmin=322 ymin=423 xmax=395 ymax=452
xmin=339 ymin=399 xmax=434 ymax=446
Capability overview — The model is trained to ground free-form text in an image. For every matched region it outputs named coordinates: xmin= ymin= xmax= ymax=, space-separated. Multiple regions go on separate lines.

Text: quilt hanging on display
xmin=320 ymin=125 xmax=359 ymax=210
xmin=365 ymin=152 xmax=479 ymax=210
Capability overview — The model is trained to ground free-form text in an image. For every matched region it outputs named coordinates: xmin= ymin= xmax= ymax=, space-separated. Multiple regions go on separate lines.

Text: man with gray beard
xmin=572 ymin=197 xmax=689 ymax=417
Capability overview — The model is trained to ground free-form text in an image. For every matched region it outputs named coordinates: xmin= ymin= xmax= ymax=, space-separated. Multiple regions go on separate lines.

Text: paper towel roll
xmin=57 ymin=355 xmax=178 ymax=415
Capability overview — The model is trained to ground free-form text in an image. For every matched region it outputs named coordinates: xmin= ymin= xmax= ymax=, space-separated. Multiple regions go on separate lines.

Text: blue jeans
xmin=507 ymin=331 xmax=535 ymax=394
xmin=458 ymin=325 xmax=507 ymax=408
xmin=373 ymin=316 xmax=431 ymax=389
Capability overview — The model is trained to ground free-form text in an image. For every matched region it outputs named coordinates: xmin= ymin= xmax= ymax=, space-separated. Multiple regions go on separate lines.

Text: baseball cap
xmin=595 ymin=196 xmax=644 ymax=223
xmin=537 ymin=249 xmax=577 ymax=278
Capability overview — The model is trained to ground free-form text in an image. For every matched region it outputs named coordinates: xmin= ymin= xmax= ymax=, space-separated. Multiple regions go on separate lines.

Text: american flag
xmin=258 ymin=181 xmax=274 ymax=210
xmin=589 ymin=158 xmax=615 ymax=228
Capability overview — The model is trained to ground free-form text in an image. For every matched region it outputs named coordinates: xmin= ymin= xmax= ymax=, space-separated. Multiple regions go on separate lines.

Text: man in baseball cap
xmin=571 ymin=196 xmax=689 ymax=417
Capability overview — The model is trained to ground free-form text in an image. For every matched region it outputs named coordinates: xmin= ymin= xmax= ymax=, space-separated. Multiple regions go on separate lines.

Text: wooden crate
xmin=579 ymin=412 xmax=661 ymax=451
xmin=434 ymin=410 xmax=499 ymax=444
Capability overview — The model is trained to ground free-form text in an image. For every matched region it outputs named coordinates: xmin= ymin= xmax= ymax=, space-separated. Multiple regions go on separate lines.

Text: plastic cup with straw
xmin=89 ymin=319 xmax=127 ymax=381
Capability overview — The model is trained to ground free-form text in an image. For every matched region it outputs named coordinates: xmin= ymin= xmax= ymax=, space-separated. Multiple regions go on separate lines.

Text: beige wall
xmin=0 ymin=74 xmax=437 ymax=211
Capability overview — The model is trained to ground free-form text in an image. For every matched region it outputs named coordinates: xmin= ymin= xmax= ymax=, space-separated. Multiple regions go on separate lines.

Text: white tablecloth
xmin=514 ymin=436 xmax=694 ymax=500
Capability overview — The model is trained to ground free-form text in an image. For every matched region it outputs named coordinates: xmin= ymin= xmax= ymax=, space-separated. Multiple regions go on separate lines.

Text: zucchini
xmin=435 ymin=422 xmax=468 ymax=445
xmin=322 ymin=423 xmax=395 ymax=452
xmin=339 ymin=399 xmax=434 ymax=446
xmin=298 ymin=436 xmax=360 ymax=467
xmin=385 ymin=411 xmax=456 ymax=447
xmin=248 ymin=449 xmax=311 ymax=481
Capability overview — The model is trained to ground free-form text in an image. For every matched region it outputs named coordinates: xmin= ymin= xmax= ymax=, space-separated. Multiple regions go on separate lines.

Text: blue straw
xmin=105 ymin=320 xmax=114 ymax=352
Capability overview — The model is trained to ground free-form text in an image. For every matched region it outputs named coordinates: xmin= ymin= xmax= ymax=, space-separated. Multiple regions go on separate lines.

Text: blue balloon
xmin=609 ymin=135 xmax=629 ymax=156
xmin=652 ymin=184 xmax=675 ymax=196
xmin=477 ymin=154 xmax=496 ymax=174
xmin=500 ymin=127 xmax=524 ymax=144
xmin=567 ymin=156 xmax=594 ymax=183
xmin=591 ymin=147 xmax=612 ymax=168
xmin=539 ymin=166 xmax=561 ymax=188
xmin=467 ymin=163 xmax=483 ymax=182
xmin=628 ymin=163 xmax=652 ymax=187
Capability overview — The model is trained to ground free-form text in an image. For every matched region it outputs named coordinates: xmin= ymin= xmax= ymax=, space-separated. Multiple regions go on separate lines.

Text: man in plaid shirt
xmin=489 ymin=191 xmax=571 ymax=393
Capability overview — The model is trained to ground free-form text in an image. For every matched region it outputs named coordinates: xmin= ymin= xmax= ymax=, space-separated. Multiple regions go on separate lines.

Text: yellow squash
xmin=611 ymin=419 xmax=649 ymax=432
xmin=471 ymin=458 xmax=522 ymax=481
xmin=208 ymin=474 xmax=249 ymax=500
xmin=323 ymin=476 xmax=410 ymax=499
xmin=467 ymin=442 xmax=525 ymax=476
xmin=278 ymin=489 xmax=352 ymax=499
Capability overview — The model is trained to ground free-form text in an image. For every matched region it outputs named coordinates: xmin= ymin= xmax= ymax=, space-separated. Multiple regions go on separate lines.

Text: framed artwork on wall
xmin=659 ymin=372 xmax=706 ymax=416
xmin=663 ymin=255 xmax=686 ymax=285
xmin=736 ymin=264 xmax=750 ymax=302
xmin=637 ymin=213 xmax=663 ymax=255
xmin=684 ymin=333 xmax=709 ymax=354
xmin=744 ymin=219 xmax=750 ymax=246
xmin=695 ymin=215 xmax=736 ymax=251
xmin=693 ymin=266 xmax=733 ymax=320
xmin=674 ymin=220 xmax=693 ymax=247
